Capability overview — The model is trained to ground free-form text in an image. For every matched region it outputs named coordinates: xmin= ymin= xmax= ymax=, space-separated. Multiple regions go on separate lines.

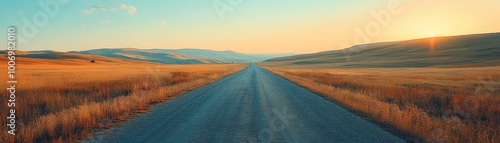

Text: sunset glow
xmin=0 ymin=0 xmax=498 ymax=54
xmin=429 ymin=37 xmax=436 ymax=54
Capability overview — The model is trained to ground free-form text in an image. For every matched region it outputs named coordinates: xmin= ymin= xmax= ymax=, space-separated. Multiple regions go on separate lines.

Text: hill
xmin=264 ymin=33 xmax=500 ymax=68
xmin=0 ymin=50 xmax=149 ymax=65
xmin=70 ymin=48 xmax=294 ymax=64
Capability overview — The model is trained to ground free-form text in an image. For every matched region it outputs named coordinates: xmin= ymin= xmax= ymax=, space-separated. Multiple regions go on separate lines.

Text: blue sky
xmin=0 ymin=0 xmax=499 ymax=53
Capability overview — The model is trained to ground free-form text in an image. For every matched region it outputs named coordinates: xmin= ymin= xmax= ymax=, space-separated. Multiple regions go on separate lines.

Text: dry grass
xmin=260 ymin=64 xmax=500 ymax=142
xmin=0 ymin=62 xmax=246 ymax=143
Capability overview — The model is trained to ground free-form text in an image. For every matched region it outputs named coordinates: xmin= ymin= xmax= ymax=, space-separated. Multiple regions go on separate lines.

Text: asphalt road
xmin=88 ymin=63 xmax=404 ymax=143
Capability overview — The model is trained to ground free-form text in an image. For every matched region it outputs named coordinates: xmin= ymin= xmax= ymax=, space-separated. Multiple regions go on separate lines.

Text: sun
xmin=426 ymin=30 xmax=437 ymax=54
xmin=428 ymin=31 xmax=437 ymax=54
xmin=428 ymin=31 xmax=436 ymax=38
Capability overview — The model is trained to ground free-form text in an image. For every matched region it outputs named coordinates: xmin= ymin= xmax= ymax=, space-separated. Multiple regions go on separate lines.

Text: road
xmin=88 ymin=63 xmax=404 ymax=143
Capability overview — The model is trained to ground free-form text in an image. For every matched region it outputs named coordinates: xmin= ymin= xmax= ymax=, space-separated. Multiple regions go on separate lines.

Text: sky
xmin=0 ymin=0 xmax=499 ymax=54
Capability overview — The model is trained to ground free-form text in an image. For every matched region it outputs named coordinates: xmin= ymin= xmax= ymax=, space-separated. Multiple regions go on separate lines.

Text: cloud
xmin=82 ymin=5 xmax=107 ymax=14
xmin=120 ymin=4 xmax=128 ymax=9
xmin=83 ymin=4 xmax=135 ymax=15
xmin=128 ymin=6 xmax=136 ymax=15
xmin=82 ymin=9 xmax=93 ymax=14
xmin=120 ymin=4 xmax=137 ymax=15
xmin=161 ymin=20 xmax=167 ymax=25
xmin=92 ymin=5 xmax=107 ymax=11
xmin=101 ymin=20 xmax=111 ymax=24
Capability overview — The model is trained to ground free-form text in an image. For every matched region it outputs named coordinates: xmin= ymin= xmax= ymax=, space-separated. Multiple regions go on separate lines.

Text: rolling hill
xmin=0 ymin=50 xmax=150 ymax=65
xmin=70 ymin=48 xmax=294 ymax=64
xmin=1 ymin=48 xmax=293 ymax=65
xmin=69 ymin=48 xmax=224 ymax=64
xmin=264 ymin=33 xmax=500 ymax=68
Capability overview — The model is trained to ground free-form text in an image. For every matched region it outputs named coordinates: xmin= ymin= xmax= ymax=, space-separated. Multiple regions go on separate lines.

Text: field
xmin=0 ymin=61 xmax=246 ymax=142
xmin=259 ymin=63 xmax=500 ymax=142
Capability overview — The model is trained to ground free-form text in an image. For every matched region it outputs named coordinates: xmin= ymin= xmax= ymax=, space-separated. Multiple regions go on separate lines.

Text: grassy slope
xmin=265 ymin=33 xmax=500 ymax=68
xmin=0 ymin=50 xmax=151 ymax=65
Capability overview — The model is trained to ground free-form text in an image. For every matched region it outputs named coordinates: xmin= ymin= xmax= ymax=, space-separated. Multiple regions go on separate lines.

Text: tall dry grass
xmin=261 ymin=65 xmax=500 ymax=142
xmin=0 ymin=63 xmax=246 ymax=143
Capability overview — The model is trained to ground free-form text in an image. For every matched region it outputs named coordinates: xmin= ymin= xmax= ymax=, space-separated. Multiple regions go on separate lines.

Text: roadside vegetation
xmin=261 ymin=65 xmax=500 ymax=142
xmin=0 ymin=63 xmax=246 ymax=142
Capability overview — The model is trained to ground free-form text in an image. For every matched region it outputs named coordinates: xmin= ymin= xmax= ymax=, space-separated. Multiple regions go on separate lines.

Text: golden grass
xmin=260 ymin=64 xmax=500 ymax=142
xmin=0 ymin=62 xmax=246 ymax=142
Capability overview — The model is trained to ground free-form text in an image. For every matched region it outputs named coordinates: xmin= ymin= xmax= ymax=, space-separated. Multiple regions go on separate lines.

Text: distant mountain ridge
xmin=68 ymin=48 xmax=222 ymax=64
xmin=264 ymin=33 xmax=500 ymax=68
xmin=2 ymin=48 xmax=293 ymax=65
xmin=68 ymin=48 xmax=294 ymax=64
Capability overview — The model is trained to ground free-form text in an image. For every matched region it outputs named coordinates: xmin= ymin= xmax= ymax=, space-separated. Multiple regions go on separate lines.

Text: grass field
xmin=0 ymin=61 xmax=246 ymax=142
xmin=260 ymin=63 xmax=500 ymax=142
